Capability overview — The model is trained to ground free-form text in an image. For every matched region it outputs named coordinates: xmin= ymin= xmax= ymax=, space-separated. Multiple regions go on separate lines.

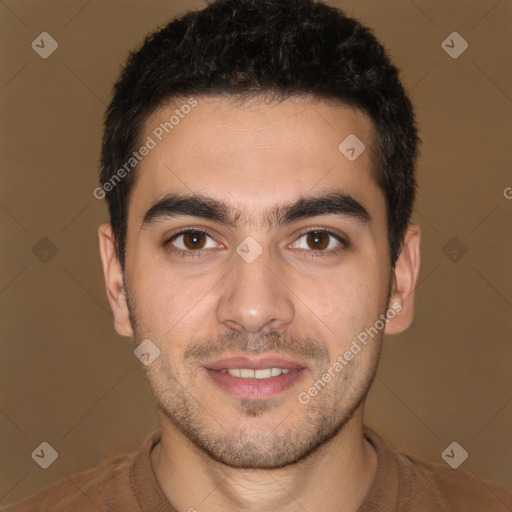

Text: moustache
xmin=183 ymin=328 xmax=330 ymax=367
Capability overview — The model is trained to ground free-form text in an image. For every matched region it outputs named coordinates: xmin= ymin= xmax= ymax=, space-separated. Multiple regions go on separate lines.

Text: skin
xmin=98 ymin=96 xmax=421 ymax=512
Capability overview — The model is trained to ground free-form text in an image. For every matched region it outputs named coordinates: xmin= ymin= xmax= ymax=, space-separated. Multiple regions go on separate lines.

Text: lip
xmin=202 ymin=354 xmax=308 ymax=400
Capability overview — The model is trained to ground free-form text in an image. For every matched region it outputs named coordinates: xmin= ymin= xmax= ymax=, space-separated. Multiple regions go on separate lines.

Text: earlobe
xmin=384 ymin=223 xmax=421 ymax=335
xmin=98 ymin=223 xmax=133 ymax=338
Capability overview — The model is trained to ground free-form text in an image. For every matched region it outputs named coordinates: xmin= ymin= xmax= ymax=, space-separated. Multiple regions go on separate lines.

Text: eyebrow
xmin=141 ymin=191 xmax=371 ymax=230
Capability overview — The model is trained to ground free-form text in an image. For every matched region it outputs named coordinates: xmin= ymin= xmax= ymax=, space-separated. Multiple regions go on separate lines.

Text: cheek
xmin=298 ymin=257 xmax=386 ymax=353
xmin=130 ymin=258 xmax=220 ymax=342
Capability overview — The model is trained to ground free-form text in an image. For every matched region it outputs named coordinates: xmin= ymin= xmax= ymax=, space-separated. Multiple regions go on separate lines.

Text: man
xmin=4 ymin=0 xmax=512 ymax=510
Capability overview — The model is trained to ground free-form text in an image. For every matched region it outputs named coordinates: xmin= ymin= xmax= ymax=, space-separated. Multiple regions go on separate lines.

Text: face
xmin=100 ymin=96 xmax=417 ymax=469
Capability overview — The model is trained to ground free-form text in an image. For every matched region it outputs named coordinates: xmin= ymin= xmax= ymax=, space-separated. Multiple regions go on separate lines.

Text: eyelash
xmin=163 ymin=227 xmax=348 ymax=260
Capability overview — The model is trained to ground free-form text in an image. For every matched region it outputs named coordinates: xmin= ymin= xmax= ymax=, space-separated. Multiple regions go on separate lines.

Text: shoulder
xmin=1 ymin=453 xmax=137 ymax=512
xmin=396 ymin=450 xmax=512 ymax=511
xmin=363 ymin=426 xmax=512 ymax=512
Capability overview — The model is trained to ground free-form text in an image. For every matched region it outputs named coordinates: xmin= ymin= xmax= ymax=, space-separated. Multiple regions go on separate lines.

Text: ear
xmin=384 ymin=223 xmax=421 ymax=335
xmin=98 ymin=223 xmax=133 ymax=338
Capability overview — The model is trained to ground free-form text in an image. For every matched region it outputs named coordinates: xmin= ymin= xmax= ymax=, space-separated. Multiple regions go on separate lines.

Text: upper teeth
xmin=221 ymin=368 xmax=291 ymax=379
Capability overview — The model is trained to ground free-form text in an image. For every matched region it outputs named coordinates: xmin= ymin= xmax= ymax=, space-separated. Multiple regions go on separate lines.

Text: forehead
xmin=129 ymin=96 xmax=384 ymax=228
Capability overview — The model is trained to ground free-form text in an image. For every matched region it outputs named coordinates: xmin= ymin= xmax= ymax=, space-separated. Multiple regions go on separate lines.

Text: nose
xmin=215 ymin=245 xmax=295 ymax=334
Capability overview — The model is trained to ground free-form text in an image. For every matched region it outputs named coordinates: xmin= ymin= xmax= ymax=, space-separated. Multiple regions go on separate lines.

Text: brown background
xmin=1 ymin=0 xmax=511 ymax=506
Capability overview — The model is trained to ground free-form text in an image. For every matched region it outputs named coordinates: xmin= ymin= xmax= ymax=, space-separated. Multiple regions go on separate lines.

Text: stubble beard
xmin=124 ymin=274 xmax=387 ymax=469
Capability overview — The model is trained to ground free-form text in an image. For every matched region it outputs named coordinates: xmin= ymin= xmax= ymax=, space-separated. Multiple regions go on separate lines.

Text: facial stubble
xmin=123 ymin=273 xmax=390 ymax=469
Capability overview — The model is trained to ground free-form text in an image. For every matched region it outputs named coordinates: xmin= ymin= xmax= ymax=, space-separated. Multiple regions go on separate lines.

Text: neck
xmin=151 ymin=405 xmax=378 ymax=512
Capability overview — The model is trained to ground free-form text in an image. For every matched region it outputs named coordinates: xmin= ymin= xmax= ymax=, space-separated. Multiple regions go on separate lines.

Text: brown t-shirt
xmin=2 ymin=426 xmax=511 ymax=512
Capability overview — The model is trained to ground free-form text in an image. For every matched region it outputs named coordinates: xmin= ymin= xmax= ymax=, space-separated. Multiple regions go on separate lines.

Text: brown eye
xmin=289 ymin=229 xmax=346 ymax=256
xmin=305 ymin=231 xmax=330 ymax=250
xmin=182 ymin=231 xmax=207 ymax=250
xmin=167 ymin=230 xmax=218 ymax=253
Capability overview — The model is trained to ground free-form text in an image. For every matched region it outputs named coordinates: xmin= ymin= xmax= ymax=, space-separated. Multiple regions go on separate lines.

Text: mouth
xmin=203 ymin=355 xmax=308 ymax=400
